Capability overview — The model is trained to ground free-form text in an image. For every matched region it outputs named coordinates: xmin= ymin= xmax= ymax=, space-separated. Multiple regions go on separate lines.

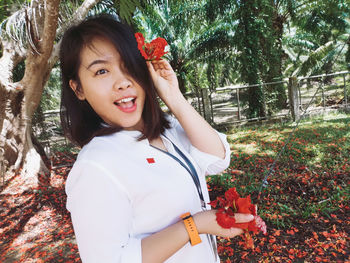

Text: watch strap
xmin=180 ymin=212 xmax=202 ymax=246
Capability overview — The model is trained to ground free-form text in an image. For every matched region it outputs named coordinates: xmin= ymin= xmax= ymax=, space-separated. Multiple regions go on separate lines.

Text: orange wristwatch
xmin=180 ymin=212 xmax=202 ymax=246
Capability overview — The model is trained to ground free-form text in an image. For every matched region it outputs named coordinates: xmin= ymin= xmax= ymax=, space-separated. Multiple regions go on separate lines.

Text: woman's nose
xmin=113 ymin=75 xmax=132 ymax=91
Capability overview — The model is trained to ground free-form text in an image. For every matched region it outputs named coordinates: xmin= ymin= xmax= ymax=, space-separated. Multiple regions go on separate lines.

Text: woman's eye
xmin=95 ymin=69 xmax=108 ymax=75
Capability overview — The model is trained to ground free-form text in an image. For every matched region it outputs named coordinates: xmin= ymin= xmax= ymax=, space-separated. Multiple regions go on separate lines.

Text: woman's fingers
xmin=151 ymin=59 xmax=171 ymax=70
xmin=158 ymin=59 xmax=172 ymax=69
xmin=227 ymin=227 xmax=244 ymax=236
xmin=151 ymin=61 xmax=161 ymax=71
xmin=149 ymin=60 xmax=176 ymax=82
xmin=149 ymin=61 xmax=163 ymax=74
xmin=234 ymin=213 xmax=255 ymax=223
xmin=146 ymin=61 xmax=157 ymax=79
xmin=220 ymin=214 xmax=254 ymax=238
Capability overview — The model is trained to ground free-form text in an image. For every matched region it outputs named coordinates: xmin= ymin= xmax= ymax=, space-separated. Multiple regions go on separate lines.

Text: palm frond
xmin=0 ymin=5 xmax=29 ymax=50
xmin=1 ymin=0 xmax=81 ymax=50
xmin=188 ymin=21 xmax=236 ymax=61
xmin=133 ymin=4 xmax=168 ymax=38
xmin=296 ymin=40 xmax=334 ymax=76
xmin=115 ymin=0 xmax=140 ymax=24
xmin=86 ymin=0 xmax=117 ymax=19
xmin=283 ymin=34 xmax=316 ymax=50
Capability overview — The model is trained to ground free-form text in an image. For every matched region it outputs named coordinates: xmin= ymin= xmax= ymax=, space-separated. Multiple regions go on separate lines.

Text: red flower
xmin=225 ymin=187 xmax=240 ymax=202
xmin=135 ymin=32 xmax=145 ymax=45
xmin=216 ymin=211 xmax=236 ymax=229
xmin=236 ymin=196 xmax=255 ymax=214
xmin=208 ymin=187 xmax=267 ymax=248
xmin=134 ymin=32 xmax=168 ymax=60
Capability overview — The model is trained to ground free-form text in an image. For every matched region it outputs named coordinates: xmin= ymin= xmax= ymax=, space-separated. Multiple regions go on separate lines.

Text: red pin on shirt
xmin=146 ymin=158 xmax=155 ymax=164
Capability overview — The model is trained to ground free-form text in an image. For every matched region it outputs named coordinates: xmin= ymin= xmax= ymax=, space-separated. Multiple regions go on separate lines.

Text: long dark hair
xmin=59 ymin=14 xmax=169 ymax=147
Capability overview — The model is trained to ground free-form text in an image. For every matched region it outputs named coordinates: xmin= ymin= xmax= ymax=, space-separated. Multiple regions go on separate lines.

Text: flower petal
xmin=216 ymin=211 xmax=236 ymax=229
xmin=236 ymin=196 xmax=252 ymax=214
xmin=225 ymin=187 xmax=239 ymax=202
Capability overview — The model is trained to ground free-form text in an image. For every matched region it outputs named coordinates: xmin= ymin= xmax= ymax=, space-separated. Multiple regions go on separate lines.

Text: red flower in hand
xmin=135 ymin=32 xmax=168 ymax=60
xmin=209 ymin=187 xmax=267 ymax=249
xmin=216 ymin=211 xmax=237 ymax=228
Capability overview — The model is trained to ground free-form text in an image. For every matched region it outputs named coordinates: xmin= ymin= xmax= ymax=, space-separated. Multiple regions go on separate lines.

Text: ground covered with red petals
xmin=0 ymin=152 xmax=79 ymax=263
xmin=208 ymin=113 xmax=350 ymax=262
xmin=0 ymin=113 xmax=349 ymax=262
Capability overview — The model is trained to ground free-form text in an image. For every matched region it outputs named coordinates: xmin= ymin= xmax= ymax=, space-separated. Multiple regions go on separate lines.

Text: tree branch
xmin=37 ymin=0 xmax=60 ymax=62
xmin=58 ymin=0 xmax=101 ymax=36
xmin=49 ymin=0 xmax=101 ymax=67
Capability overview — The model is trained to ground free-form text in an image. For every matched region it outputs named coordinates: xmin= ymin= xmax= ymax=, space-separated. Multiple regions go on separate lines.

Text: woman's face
xmin=70 ymin=37 xmax=146 ymax=131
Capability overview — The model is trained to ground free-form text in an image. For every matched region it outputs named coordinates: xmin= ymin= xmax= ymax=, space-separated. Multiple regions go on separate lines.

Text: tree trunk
xmin=0 ymin=88 xmax=49 ymax=186
xmin=0 ymin=0 xmax=60 ymax=187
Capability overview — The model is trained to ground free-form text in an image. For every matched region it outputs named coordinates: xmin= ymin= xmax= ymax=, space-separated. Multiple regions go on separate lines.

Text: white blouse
xmin=65 ymin=116 xmax=231 ymax=263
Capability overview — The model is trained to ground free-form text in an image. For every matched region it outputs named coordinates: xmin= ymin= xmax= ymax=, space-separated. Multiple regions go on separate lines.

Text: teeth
xmin=117 ymin=97 xmax=134 ymax=103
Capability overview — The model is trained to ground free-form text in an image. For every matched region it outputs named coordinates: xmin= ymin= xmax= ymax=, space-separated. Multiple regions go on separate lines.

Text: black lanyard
xmin=149 ymin=138 xmax=206 ymax=209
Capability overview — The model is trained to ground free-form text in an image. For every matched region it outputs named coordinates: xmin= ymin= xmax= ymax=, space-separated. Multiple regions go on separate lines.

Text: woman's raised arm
xmin=147 ymin=59 xmax=226 ymax=159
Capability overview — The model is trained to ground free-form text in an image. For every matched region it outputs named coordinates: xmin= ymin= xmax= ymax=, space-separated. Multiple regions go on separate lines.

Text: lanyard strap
xmin=149 ymin=139 xmax=206 ymax=208
xmin=171 ymin=142 xmax=206 ymax=206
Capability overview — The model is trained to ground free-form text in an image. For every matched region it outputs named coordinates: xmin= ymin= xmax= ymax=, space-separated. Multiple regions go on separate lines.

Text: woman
xmin=60 ymin=14 xmax=254 ymax=263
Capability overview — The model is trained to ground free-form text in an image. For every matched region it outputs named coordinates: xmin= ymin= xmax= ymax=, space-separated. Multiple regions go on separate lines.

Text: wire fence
xmin=186 ymin=70 xmax=350 ymax=127
xmin=298 ymin=71 xmax=349 ymax=113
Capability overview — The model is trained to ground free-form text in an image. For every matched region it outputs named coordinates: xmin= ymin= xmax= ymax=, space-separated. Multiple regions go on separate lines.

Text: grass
xmin=208 ymin=111 xmax=350 ymax=262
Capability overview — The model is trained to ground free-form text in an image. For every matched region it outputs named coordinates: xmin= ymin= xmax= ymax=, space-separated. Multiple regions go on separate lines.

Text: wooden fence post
xmin=262 ymin=84 xmax=267 ymax=117
xmin=236 ymin=88 xmax=241 ymax=120
xmin=321 ymin=77 xmax=325 ymax=108
xmin=288 ymin=77 xmax=300 ymax=121
xmin=201 ymin=88 xmax=212 ymax=123
xmin=344 ymin=75 xmax=348 ymax=106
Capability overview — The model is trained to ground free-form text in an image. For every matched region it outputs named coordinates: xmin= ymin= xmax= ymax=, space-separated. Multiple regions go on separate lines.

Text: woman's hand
xmin=147 ymin=59 xmax=182 ymax=106
xmin=193 ymin=209 xmax=254 ymax=238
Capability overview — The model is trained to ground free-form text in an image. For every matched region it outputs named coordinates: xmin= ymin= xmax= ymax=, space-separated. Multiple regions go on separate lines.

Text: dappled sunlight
xmin=231 ymin=143 xmax=276 ymax=157
xmin=232 ymin=143 xmax=260 ymax=155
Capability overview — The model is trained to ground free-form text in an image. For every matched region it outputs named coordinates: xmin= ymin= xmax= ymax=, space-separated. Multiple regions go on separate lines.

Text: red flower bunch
xmin=135 ymin=32 xmax=168 ymax=60
xmin=209 ymin=187 xmax=267 ymax=248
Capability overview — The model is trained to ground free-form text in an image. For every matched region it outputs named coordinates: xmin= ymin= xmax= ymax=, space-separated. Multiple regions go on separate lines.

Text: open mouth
xmin=114 ymin=97 xmax=137 ymax=112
